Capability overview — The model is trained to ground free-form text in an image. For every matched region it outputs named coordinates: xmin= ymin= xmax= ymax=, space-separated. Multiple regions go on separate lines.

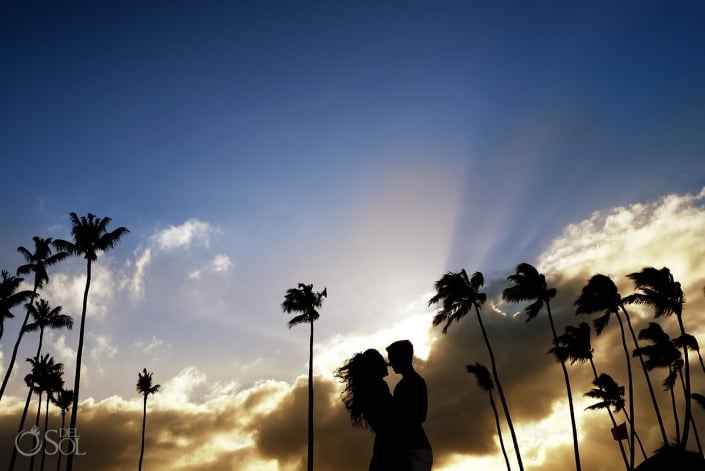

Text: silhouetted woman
xmin=336 ymin=349 xmax=406 ymax=471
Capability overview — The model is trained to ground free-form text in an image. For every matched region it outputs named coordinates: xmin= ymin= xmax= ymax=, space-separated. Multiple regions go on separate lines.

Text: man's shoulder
xmin=399 ymin=370 xmax=426 ymax=389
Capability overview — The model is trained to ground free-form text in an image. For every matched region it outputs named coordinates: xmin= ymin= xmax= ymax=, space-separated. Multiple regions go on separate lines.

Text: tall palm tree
xmin=549 ymin=322 xmax=629 ymax=470
xmin=0 ymin=237 xmax=68 ymax=401
xmin=137 ymin=368 xmax=160 ymax=471
xmin=51 ymin=388 xmax=74 ymax=471
xmin=23 ymin=299 xmax=73 ymax=359
xmin=430 ymin=270 xmax=524 ymax=470
xmin=575 ymin=273 xmax=668 ymax=445
xmin=0 ymin=269 xmax=34 ymax=342
xmin=502 ymin=262 xmax=581 ymax=471
xmin=466 ymin=362 xmax=512 ymax=471
xmin=281 ymin=283 xmax=326 ymax=471
xmin=585 ymin=373 xmax=647 ymax=461
xmin=575 ymin=274 xmax=652 ymax=464
xmin=624 ymin=267 xmax=691 ymax=448
xmin=53 ymin=212 xmax=128 ymax=471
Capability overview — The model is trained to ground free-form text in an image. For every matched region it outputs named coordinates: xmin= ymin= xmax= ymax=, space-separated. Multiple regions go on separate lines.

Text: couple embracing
xmin=336 ymin=340 xmax=433 ymax=471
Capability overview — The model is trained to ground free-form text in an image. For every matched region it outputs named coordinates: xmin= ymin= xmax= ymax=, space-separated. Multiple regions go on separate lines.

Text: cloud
xmin=41 ymin=264 xmax=117 ymax=321
xmin=134 ymin=336 xmax=171 ymax=358
xmin=123 ymin=219 xmax=225 ymax=299
xmin=188 ymin=254 xmax=232 ymax=280
xmin=150 ymin=219 xmax=215 ymax=251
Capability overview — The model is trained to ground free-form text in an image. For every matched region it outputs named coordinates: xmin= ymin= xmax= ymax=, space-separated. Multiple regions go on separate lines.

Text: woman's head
xmin=335 ymin=348 xmax=388 ymax=427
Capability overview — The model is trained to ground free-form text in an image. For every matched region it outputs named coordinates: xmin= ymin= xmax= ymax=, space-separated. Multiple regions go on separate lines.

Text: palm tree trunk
xmin=65 ymin=259 xmax=91 ymax=471
xmin=139 ymin=394 xmax=147 ymax=471
xmin=8 ymin=386 xmax=34 ymax=471
xmin=489 ymin=392 xmax=512 ymax=471
xmin=587 ymin=359 xmax=629 ymax=470
xmin=306 ymin=319 xmax=314 ymax=471
xmin=678 ymin=370 xmax=702 ymax=455
xmin=57 ymin=412 xmax=66 ymax=471
xmin=29 ymin=392 xmax=43 ymax=471
xmin=676 ymin=314 xmax=692 ymax=448
xmin=475 ymin=306 xmax=524 ymax=470
xmin=670 ymin=387 xmax=681 ymax=444
xmin=0 ymin=284 xmax=38 ymax=401
xmin=620 ymin=306 xmax=668 ymax=444
xmin=545 ymin=302 xmax=581 ymax=471
xmin=615 ymin=314 xmax=636 ymax=469
xmin=40 ymin=396 xmax=50 ymax=471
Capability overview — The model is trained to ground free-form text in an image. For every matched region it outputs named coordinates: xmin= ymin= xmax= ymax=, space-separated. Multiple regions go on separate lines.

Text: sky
xmin=1 ymin=1 xmax=705 ymax=470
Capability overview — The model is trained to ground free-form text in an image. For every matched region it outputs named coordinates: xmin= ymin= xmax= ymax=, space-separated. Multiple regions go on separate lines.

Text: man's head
xmin=386 ymin=340 xmax=414 ymax=374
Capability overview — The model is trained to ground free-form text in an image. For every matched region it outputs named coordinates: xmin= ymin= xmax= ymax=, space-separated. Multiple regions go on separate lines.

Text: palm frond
xmin=524 ymin=299 xmax=544 ymax=322
xmin=466 ymin=363 xmax=494 ymax=391
xmin=593 ymin=312 xmax=611 ymax=335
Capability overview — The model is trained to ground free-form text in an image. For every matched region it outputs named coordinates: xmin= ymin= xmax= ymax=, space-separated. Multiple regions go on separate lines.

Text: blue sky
xmin=2 ymin=2 xmax=705 ymax=470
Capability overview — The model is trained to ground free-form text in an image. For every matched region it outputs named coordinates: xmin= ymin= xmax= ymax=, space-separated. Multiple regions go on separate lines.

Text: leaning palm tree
xmin=24 ymin=299 xmax=73 ymax=359
xmin=430 ymin=270 xmax=524 ymax=470
xmin=51 ymin=388 xmax=74 ymax=471
xmin=467 ymin=362 xmax=512 ymax=471
xmin=575 ymin=273 xmax=655 ymax=465
xmin=576 ymin=273 xmax=668 ymax=445
xmin=53 ymin=212 xmax=129 ymax=471
xmin=0 ymin=269 xmax=34 ymax=342
xmin=281 ymin=283 xmax=326 ymax=471
xmin=549 ymin=322 xmax=629 ymax=470
xmin=0 ymin=236 xmax=68 ymax=401
xmin=585 ymin=373 xmax=647 ymax=460
xmin=502 ymin=262 xmax=581 ymax=471
xmin=137 ymin=368 xmax=160 ymax=471
xmin=624 ymin=267 xmax=691 ymax=448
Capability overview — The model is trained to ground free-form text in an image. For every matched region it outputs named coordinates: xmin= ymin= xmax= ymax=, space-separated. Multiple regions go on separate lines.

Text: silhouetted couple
xmin=337 ymin=340 xmax=433 ymax=470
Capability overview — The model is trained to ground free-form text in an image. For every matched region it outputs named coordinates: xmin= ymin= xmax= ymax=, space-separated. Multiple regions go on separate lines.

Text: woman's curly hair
xmin=335 ymin=349 xmax=381 ymax=428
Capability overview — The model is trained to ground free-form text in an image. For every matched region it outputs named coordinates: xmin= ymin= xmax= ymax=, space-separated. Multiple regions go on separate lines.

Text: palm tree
xmin=281 ymin=283 xmax=326 ymax=471
xmin=549 ymin=322 xmax=629 ymax=470
xmin=466 ymin=362 xmax=512 ymax=471
xmin=585 ymin=373 xmax=647 ymax=460
xmin=624 ymin=267 xmax=691 ymax=448
xmin=430 ymin=270 xmax=524 ymax=470
xmin=0 ymin=237 xmax=68 ymax=401
xmin=8 ymin=372 xmax=38 ymax=471
xmin=575 ymin=273 xmax=669 ymax=445
xmin=1 ymin=240 xmax=66 ymax=399
xmin=23 ymin=299 xmax=73 ymax=359
xmin=502 ymin=262 xmax=581 ymax=471
xmin=53 ymin=212 xmax=128 ymax=471
xmin=39 ymin=361 xmax=64 ymax=471
xmin=674 ymin=334 xmax=705 ymax=378
xmin=0 ymin=269 xmax=34 ymax=342
xmin=25 ymin=354 xmax=63 ymax=471
xmin=51 ymin=388 xmax=74 ymax=471
xmin=137 ymin=368 xmax=160 ymax=471
xmin=574 ymin=273 xmax=658 ymax=464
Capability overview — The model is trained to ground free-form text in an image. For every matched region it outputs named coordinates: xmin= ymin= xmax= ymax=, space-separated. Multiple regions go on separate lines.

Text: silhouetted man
xmin=386 ymin=340 xmax=433 ymax=470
